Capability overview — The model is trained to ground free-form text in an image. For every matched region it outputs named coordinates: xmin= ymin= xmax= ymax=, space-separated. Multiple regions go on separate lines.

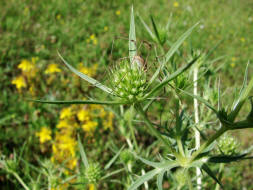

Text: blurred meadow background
xmin=1 ymin=0 xmax=253 ymax=189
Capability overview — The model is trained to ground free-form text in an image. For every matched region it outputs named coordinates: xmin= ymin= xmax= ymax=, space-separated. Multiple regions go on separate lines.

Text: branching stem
xmin=135 ymin=103 xmax=176 ymax=154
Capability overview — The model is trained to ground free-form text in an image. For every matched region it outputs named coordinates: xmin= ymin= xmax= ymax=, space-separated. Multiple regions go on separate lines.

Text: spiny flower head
xmin=110 ymin=59 xmax=147 ymax=102
xmin=217 ymin=134 xmax=240 ymax=155
xmin=85 ymin=162 xmax=102 ymax=184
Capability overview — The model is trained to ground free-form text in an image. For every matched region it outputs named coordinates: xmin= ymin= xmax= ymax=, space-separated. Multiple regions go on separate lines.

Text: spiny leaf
xmin=129 ymin=5 xmax=137 ymax=63
xmin=134 ymin=154 xmax=172 ymax=168
xmin=128 ymin=168 xmax=161 ymax=190
xmin=157 ymin=170 xmax=165 ymax=190
xmin=208 ymin=154 xmax=248 ymax=163
xmin=78 ymin=135 xmax=89 ymax=168
xmin=178 ymin=88 xmax=218 ymax=114
xmin=247 ymin=97 xmax=253 ymax=121
xmin=28 ymin=99 xmax=126 ymax=105
xmin=58 ymin=52 xmax=113 ymax=94
xmin=104 ymin=145 xmax=125 ymax=170
xmin=229 ymin=62 xmax=252 ymax=121
xmin=201 ymin=164 xmax=223 ymax=188
xmin=232 ymin=119 xmax=253 ymax=130
xmin=101 ymin=168 xmax=125 ymax=180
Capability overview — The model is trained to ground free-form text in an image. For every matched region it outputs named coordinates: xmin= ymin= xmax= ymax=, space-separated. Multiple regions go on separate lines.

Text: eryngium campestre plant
xmin=31 ymin=5 xmax=253 ymax=190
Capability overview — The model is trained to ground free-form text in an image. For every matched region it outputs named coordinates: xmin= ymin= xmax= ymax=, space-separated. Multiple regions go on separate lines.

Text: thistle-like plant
xmin=31 ymin=6 xmax=253 ymax=190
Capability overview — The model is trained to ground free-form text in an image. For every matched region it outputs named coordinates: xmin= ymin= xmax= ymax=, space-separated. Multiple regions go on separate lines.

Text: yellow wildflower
xmin=240 ymin=37 xmax=245 ymax=43
xmin=12 ymin=76 xmax=27 ymax=90
xmin=18 ymin=59 xmax=34 ymax=72
xmin=56 ymin=14 xmax=62 ymax=20
xmin=36 ymin=127 xmax=52 ymax=143
xmin=77 ymin=109 xmax=90 ymax=121
xmin=82 ymin=121 xmax=97 ymax=133
xmin=231 ymin=57 xmax=236 ymax=62
xmin=104 ymin=26 xmax=108 ymax=31
xmin=173 ymin=1 xmax=179 ymax=7
xmin=58 ymin=136 xmax=77 ymax=157
xmin=230 ymin=63 xmax=235 ymax=68
xmin=79 ymin=63 xmax=97 ymax=77
xmin=67 ymin=158 xmax=77 ymax=170
xmin=103 ymin=112 xmax=114 ymax=131
xmin=115 ymin=10 xmax=121 ymax=15
xmin=45 ymin=64 xmax=62 ymax=74
xmin=57 ymin=120 xmax=70 ymax=129
xmin=60 ymin=107 xmax=73 ymax=119
xmin=93 ymin=38 xmax=98 ymax=45
xmin=90 ymin=34 xmax=95 ymax=40
xmin=29 ymin=85 xmax=35 ymax=96
xmin=23 ymin=7 xmax=29 ymax=16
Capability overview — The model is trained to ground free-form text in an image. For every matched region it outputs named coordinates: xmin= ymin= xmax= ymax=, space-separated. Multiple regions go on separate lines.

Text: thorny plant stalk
xmin=193 ymin=67 xmax=202 ymax=189
xmin=12 ymin=171 xmax=30 ymax=190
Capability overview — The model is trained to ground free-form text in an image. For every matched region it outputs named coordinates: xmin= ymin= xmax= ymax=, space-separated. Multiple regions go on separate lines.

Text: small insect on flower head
xmin=132 ymin=55 xmax=145 ymax=69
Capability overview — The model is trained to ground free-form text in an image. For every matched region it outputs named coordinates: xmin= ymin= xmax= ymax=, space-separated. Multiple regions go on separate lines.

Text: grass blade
xmin=78 ymin=134 xmax=89 ymax=168
xmin=128 ymin=168 xmax=161 ymax=190
xmin=104 ymin=145 xmax=125 ymax=170
xmin=58 ymin=52 xmax=113 ymax=94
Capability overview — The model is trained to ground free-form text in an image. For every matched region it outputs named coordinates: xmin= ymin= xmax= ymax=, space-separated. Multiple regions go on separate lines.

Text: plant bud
xmin=217 ymin=134 xmax=240 ymax=155
xmin=120 ymin=149 xmax=135 ymax=164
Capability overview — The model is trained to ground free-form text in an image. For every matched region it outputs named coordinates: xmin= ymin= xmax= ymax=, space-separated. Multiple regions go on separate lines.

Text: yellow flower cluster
xmin=86 ymin=34 xmax=98 ymax=45
xmin=115 ymin=10 xmax=121 ymax=16
xmin=230 ymin=57 xmax=237 ymax=68
xmin=49 ymin=104 xmax=113 ymax=175
xmin=45 ymin=63 xmax=62 ymax=74
xmin=173 ymin=1 xmax=179 ymax=8
xmin=12 ymin=58 xmax=38 ymax=91
xmin=36 ymin=127 xmax=52 ymax=144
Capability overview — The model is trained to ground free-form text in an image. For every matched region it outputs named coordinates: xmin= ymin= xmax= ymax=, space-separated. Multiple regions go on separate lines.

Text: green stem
xmin=128 ymin=119 xmax=139 ymax=152
xmin=176 ymin=138 xmax=185 ymax=157
xmin=11 ymin=171 xmax=30 ymax=190
xmin=190 ymin=126 xmax=228 ymax=162
xmin=134 ymin=103 xmax=175 ymax=154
